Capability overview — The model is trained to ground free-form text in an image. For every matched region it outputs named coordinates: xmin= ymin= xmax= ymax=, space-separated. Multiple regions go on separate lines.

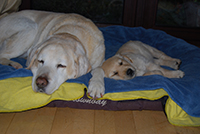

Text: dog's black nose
xmin=126 ymin=68 xmax=135 ymax=77
xmin=36 ymin=76 xmax=48 ymax=92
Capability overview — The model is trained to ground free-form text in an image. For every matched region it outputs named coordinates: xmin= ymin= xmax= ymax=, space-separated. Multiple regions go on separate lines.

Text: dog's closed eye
xmin=110 ymin=71 xmax=119 ymax=77
xmin=113 ymin=71 xmax=118 ymax=75
xmin=57 ymin=64 xmax=66 ymax=68
xmin=38 ymin=60 xmax=44 ymax=64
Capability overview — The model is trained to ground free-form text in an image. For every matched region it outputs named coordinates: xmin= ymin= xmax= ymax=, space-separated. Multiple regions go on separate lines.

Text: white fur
xmin=0 ymin=10 xmax=105 ymax=97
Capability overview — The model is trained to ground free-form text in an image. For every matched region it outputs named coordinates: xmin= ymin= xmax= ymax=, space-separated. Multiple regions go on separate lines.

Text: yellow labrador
xmin=0 ymin=10 xmax=105 ymax=97
xmin=102 ymin=41 xmax=184 ymax=80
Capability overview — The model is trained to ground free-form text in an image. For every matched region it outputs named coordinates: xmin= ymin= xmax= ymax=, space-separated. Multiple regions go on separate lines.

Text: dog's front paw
xmin=88 ymin=67 xmax=105 ymax=99
xmin=174 ymin=70 xmax=185 ymax=78
xmin=171 ymin=59 xmax=181 ymax=69
xmin=88 ymin=79 xmax=105 ymax=99
xmin=9 ymin=62 xmax=23 ymax=69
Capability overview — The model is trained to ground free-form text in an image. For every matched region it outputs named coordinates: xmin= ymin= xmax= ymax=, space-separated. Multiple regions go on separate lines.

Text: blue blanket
xmin=1 ymin=26 xmax=200 ymax=117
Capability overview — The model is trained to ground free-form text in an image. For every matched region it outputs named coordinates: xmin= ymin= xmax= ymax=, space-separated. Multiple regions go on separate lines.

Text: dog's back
xmin=0 ymin=10 xmax=105 ymax=68
xmin=116 ymin=41 xmax=154 ymax=61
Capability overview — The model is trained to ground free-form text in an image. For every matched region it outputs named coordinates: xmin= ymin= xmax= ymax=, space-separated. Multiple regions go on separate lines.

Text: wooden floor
xmin=0 ymin=107 xmax=200 ymax=134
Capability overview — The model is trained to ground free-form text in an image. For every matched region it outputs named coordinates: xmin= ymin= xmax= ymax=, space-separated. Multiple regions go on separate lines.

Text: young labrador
xmin=102 ymin=41 xmax=184 ymax=80
xmin=0 ymin=10 xmax=105 ymax=98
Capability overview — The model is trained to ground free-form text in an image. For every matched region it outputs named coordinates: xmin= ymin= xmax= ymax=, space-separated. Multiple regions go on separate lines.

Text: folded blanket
xmin=100 ymin=26 xmax=200 ymax=118
xmin=0 ymin=26 xmax=200 ymax=122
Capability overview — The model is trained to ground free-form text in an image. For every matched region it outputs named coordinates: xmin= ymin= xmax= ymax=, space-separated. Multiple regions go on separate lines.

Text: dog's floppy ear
xmin=73 ymin=45 xmax=92 ymax=77
xmin=26 ymin=42 xmax=47 ymax=69
xmin=117 ymin=53 xmax=134 ymax=63
xmin=26 ymin=50 xmax=38 ymax=69
xmin=65 ymin=41 xmax=91 ymax=78
xmin=74 ymin=55 xmax=91 ymax=76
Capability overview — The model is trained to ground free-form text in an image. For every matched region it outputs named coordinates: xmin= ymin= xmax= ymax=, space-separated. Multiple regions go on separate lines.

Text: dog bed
xmin=0 ymin=26 xmax=200 ymax=126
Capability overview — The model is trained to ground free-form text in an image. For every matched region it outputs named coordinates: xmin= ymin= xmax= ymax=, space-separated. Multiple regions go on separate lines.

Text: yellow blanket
xmin=0 ymin=76 xmax=200 ymax=126
xmin=0 ymin=77 xmax=85 ymax=112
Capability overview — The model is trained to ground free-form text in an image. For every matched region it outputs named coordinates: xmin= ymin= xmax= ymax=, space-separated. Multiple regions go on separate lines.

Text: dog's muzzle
xmin=36 ymin=76 xmax=49 ymax=93
xmin=126 ymin=68 xmax=135 ymax=77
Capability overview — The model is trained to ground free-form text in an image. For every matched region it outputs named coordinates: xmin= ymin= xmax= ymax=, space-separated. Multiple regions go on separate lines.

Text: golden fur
xmin=102 ymin=41 xmax=184 ymax=80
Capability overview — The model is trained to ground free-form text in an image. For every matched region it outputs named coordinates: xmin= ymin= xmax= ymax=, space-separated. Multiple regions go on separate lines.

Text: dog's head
xmin=27 ymin=34 xmax=91 ymax=94
xmin=102 ymin=54 xmax=136 ymax=80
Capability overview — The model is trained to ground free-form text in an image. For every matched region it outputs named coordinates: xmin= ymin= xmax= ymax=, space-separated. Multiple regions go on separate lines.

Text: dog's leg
xmin=154 ymin=59 xmax=181 ymax=70
xmin=143 ymin=70 xmax=163 ymax=76
xmin=88 ymin=67 xmax=105 ymax=99
xmin=0 ymin=31 xmax=35 ymax=68
xmin=0 ymin=58 xmax=23 ymax=69
xmin=0 ymin=32 xmax=27 ymax=69
xmin=0 ymin=17 xmax=37 ymax=69
xmin=87 ymin=39 xmax=105 ymax=98
xmin=149 ymin=49 xmax=181 ymax=69
xmin=146 ymin=63 xmax=184 ymax=78
xmin=143 ymin=44 xmax=181 ymax=69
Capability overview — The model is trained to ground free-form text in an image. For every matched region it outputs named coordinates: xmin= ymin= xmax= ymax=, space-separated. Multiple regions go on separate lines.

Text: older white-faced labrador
xmin=0 ymin=10 xmax=105 ymax=98
xmin=102 ymin=41 xmax=184 ymax=80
